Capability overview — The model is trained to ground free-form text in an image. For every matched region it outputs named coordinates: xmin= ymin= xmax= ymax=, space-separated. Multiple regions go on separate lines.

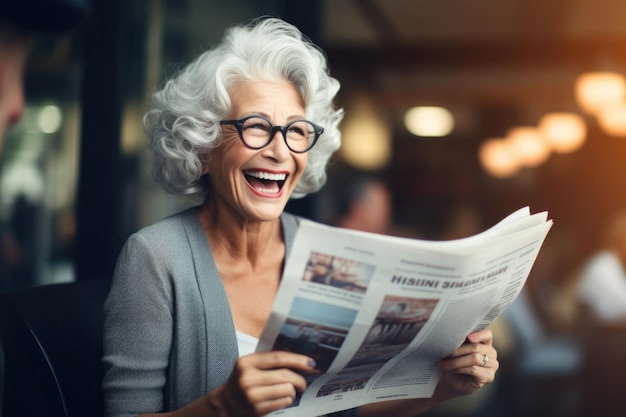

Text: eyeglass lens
xmin=240 ymin=117 xmax=316 ymax=152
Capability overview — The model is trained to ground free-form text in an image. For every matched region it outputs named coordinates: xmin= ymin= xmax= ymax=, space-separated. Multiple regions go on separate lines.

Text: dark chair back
xmin=0 ymin=279 xmax=110 ymax=417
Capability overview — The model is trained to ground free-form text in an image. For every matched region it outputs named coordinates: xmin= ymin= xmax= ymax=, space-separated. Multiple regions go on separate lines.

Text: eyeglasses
xmin=220 ymin=115 xmax=324 ymax=153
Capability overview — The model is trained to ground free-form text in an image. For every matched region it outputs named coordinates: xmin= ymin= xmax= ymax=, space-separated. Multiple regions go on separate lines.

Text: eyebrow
xmin=243 ymin=112 xmax=307 ymax=122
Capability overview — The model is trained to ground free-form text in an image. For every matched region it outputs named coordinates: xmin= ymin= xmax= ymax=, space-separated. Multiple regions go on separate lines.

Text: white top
xmin=578 ymin=250 xmax=626 ymax=320
xmin=236 ymin=330 xmax=259 ymax=357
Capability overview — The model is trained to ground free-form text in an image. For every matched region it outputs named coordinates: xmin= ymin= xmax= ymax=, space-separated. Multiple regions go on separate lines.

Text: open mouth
xmin=243 ymin=170 xmax=287 ymax=195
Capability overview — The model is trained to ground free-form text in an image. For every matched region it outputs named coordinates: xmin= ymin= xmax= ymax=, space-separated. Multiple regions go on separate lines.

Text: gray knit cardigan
xmin=102 ymin=208 xmax=358 ymax=417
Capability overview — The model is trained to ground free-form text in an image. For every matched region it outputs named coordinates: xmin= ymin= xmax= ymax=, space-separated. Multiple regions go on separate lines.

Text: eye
xmin=242 ymin=118 xmax=271 ymax=135
xmin=287 ymin=122 xmax=308 ymax=138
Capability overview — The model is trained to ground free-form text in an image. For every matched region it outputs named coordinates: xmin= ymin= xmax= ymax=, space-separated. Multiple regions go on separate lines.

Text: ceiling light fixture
xmin=340 ymin=95 xmax=391 ymax=170
xmin=538 ymin=112 xmax=587 ymax=153
xmin=575 ymin=71 xmax=626 ymax=115
xmin=597 ymin=102 xmax=626 ymax=137
xmin=404 ymin=106 xmax=454 ymax=137
xmin=478 ymin=138 xmax=519 ymax=178
xmin=506 ymin=126 xmax=551 ymax=168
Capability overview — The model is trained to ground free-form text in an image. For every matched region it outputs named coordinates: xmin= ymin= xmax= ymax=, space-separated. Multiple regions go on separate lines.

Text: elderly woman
xmin=102 ymin=17 xmax=498 ymax=417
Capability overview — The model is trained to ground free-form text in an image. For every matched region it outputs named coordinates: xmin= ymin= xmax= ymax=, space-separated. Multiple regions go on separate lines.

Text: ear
xmin=199 ymin=150 xmax=211 ymax=175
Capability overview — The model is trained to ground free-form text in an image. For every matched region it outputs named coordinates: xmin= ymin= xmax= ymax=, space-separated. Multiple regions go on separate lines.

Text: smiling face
xmin=205 ymin=78 xmax=308 ymax=222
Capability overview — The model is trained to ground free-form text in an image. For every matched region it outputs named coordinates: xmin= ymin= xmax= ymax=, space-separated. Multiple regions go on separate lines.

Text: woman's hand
xmin=434 ymin=328 xmax=499 ymax=403
xmin=319 ymin=329 xmax=499 ymax=417
xmin=209 ymin=351 xmax=316 ymax=417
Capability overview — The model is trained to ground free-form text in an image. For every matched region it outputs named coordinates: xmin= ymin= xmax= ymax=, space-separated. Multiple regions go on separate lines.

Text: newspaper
xmin=256 ymin=206 xmax=552 ymax=417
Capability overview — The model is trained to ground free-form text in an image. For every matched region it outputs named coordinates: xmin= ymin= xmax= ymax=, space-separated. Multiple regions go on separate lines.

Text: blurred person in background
xmin=578 ymin=211 xmax=626 ymax=321
xmin=102 ymin=17 xmax=499 ymax=417
xmin=0 ymin=0 xmax=86 ymax=289
xmin=576 ymin=212 xmax=626 ymax=416
xmin=0 ymin=0 xmax=86 ymax=150
xmin=334 ymin=174 xmax=392 ymax=235
xmin=320 ymin=170 xmax=394 ymax=235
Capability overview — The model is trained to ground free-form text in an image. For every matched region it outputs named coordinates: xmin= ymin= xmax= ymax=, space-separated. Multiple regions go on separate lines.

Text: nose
xmin=263 ymin=128 xmax=291 ymax=160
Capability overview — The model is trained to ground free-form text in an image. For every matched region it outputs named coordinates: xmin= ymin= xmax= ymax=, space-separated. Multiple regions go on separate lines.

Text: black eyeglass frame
xmin=219 ymin=115 xmax=324 ymax=153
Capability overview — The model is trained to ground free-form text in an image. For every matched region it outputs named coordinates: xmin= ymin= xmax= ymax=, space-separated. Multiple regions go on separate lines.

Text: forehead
xmin=228 ymin=79 xmax=305 ymax=115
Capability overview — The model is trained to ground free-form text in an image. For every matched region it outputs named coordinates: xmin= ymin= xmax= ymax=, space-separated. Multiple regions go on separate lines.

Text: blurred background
xmin=2 ymin=0 xmax=626 ymax=415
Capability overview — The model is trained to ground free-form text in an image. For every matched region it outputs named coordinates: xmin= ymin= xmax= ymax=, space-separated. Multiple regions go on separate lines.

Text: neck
xmin=197 ymin=201 xmax=283 ymax=261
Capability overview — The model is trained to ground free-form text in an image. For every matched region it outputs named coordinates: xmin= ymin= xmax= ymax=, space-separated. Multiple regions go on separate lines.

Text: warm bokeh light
xmin=506 ymin=126 xmax=551 ymax=167
xmin=340 ymin=97 xmax=391 ymax=170
xmin=538 ymin=112 xmax=587 ymax=153
xmin=479 ymin=138 xmax=520 ymax=178
xmin=575 ymin=71 xmax=626 ymax=115
xmin=597 ymin=102 xmax=626 ymax=137
xmin=404 ymin=106 xmax=455 ymax=137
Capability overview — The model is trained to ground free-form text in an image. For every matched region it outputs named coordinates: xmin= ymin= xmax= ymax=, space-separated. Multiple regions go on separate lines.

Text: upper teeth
xmin=246 ymin=171 xmax=286 ymax=181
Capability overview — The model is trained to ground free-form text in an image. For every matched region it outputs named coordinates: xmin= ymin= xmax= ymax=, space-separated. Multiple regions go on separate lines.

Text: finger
xmin=240 ymin=350 xmax=316 ymax=372
xmin=442 ymin=348 xmax=499 ymax=370
xmin=447 ymin=359 xmax=499 ymax=380
xmin=448 ymin=330 xmax=497 ymax=360
xmin=254 ymin=398 xmax=294 ymax=416
xmin=446 ymin=367 xmax=496 ymax=390
xmin=253 ymin=396 xmax=299 ymax=416
xmin=224 ymin=368 xmax=308 ymax=416
xmin=466 ymin=328 xmax=493 ymax=345
xmin=445 ymin=345 xmax=498 ymax=363
xmin=239 ymin=367 xmax=308 ymax=394
xmin=466 ymin=353 xmax=499 ymax=372
xmin=442 ymin=354 xmax=499 ymax=381
xmin=244 ymin=381 xmax=302 ymax=415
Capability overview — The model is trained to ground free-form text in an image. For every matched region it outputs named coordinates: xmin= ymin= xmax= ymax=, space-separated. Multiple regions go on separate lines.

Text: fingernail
xmin=307 ymin=359 xmax=317 ymax=368
xmin=440 ymin=360 xmax=450 ymax=369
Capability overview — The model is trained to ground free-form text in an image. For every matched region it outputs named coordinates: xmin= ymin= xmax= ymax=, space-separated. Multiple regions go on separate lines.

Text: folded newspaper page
xmin=257 ymin=206 xmax=552 ymax=417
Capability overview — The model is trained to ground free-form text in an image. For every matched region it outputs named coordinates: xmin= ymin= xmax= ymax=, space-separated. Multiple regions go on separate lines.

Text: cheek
xmin=295 ymin=153 xmax=308 ymax=175
xmin=206 ymin=140 xmax=245 ymax=173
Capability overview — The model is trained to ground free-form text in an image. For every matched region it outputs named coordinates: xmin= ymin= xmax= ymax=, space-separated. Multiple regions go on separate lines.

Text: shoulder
xmin=118 ymin=207 xmax=202 ymax=266
xmin=579 ymin=251 xmax=625 ymax=296
xmin=111 ymin=208 xmax=205 ymax=295
xmin=281 ymin=211 xmax=304 ymax=254
xmin=134 ymin=207 xmax=199 ymax=240
xmin=583 ymin=251 xmax=621 ymax=274
xmin=281 ymin=211 xmax=300 ymax=233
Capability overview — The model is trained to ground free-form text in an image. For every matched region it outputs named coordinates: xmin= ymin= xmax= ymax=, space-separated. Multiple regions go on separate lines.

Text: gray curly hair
xmin=143 ymin=17 xmax=343 ymax=200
